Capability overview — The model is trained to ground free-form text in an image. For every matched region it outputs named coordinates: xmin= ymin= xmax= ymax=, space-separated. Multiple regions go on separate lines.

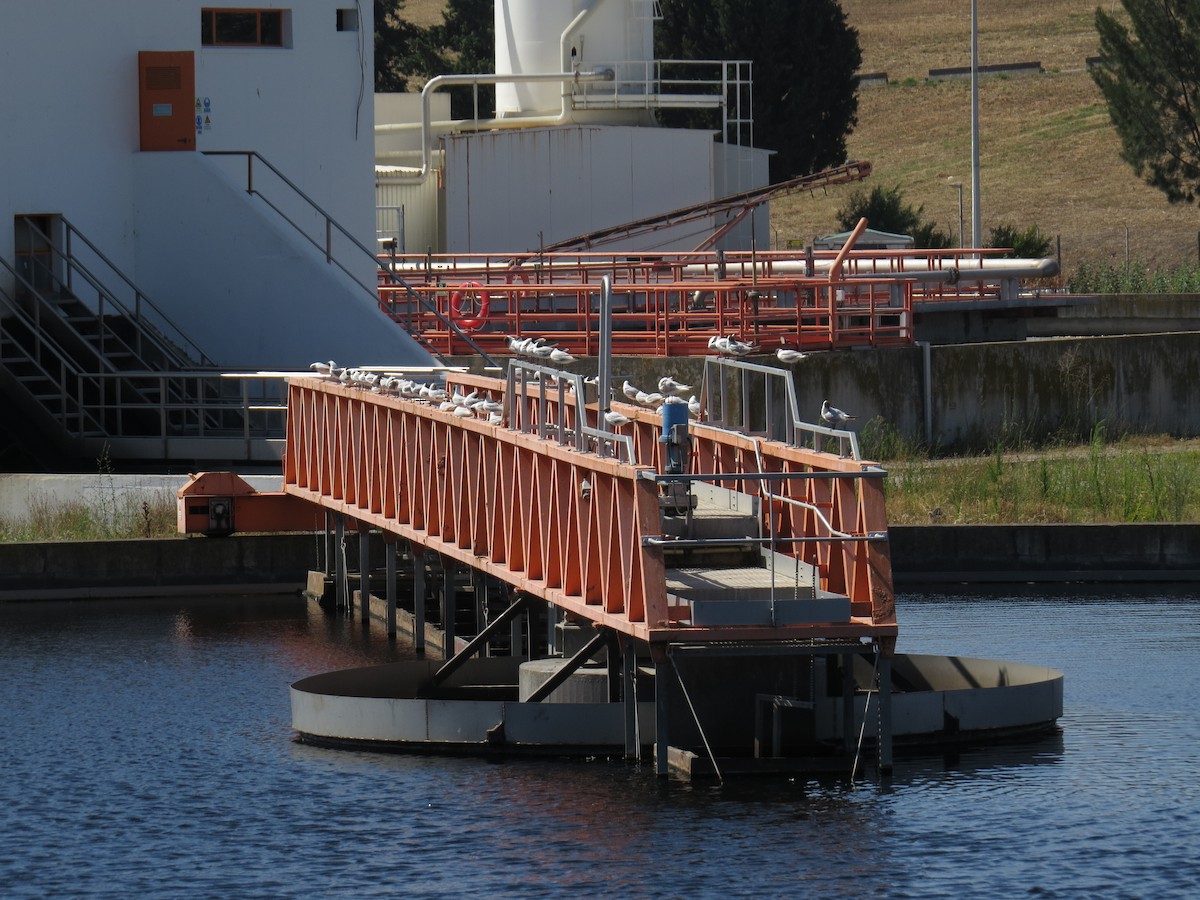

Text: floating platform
xmin=291 ymin=652 xmax=1063 ymax=777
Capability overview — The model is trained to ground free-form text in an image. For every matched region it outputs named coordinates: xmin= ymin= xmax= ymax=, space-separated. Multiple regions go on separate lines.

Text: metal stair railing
xmin=0 ymin=262 xmax=117 ymax=437
xmin=201 ymin=149 xmax=498 ymax=367
xmin=2 ymin=257 xmax=281 ymax=457
xmin=18 ymin=215 xmax=214 ymax=369
xmin=1 ymin=247 xmax=223 ymax=434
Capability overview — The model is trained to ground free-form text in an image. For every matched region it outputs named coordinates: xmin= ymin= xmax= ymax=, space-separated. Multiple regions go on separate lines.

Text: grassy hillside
xmin=778 ymin=0 xmax=1196 ymax=273
xmin=396 ymin=1 xmax=1197 ymax=271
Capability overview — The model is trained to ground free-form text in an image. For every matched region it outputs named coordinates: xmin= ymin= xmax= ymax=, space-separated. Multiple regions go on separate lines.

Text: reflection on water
xmin=1 ymin=588 xmax=1198 ymax=897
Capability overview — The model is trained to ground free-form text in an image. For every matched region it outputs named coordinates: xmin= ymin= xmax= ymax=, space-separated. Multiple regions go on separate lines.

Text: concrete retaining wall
xmin=454 ymin=329 xmax=1200 ymax=453
xmin=889 ymin=523 xmax=1200 ymax=584
xmin=0 ymin=534 xmax=317 ymax=600
xmin=0 ymin=527 xmax=1195 ymax=601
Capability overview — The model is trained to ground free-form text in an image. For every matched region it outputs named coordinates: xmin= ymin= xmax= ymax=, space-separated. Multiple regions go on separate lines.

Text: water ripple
xmin=2 ymin=591 xmax=1199 ymax=897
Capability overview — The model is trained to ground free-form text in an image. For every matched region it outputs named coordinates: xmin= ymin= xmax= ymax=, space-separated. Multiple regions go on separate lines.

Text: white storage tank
xmin=494 ymin=0 xmax=655 ymax=118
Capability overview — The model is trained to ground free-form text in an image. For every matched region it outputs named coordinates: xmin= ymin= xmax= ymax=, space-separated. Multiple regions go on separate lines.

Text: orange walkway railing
xmin=278 ymin=373 xmax=896 ymax=646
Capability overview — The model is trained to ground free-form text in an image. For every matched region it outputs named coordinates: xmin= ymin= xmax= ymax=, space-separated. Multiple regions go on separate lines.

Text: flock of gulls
xmin=308 ymin=361 xmax=507 ymax=424
xmin=308 ymin=334 xmax=856 ymax=435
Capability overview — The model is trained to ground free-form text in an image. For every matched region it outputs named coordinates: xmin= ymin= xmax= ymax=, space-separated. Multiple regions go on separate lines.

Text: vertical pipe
xmin=597 ymin=275 xmax=613 ymax=456
xmin=358 ymin=530 xmax=370 ymax=625
xmin=473 ymin=570 xmax=486 ymax=639
xmin=623 ymin=640 xmax=639 ymax=759
xmin=509 ymin=608 xmax=523 ymax=658
xmin=334 ymin=514 xmax=347 ymax=611
xmin=323 ymin=510 xmax=332 ymax=577
xmin=606 ymin=634 xmax=620 ymax=703
xmin=441 ymin=558 xmax=456 ymax=660
xmin=655 ymin=658 xmax=670 ymax=777
xmin=413 ymin=550 xmax=426 ymax=655
xmin=970 ymin=0 xmax=981 ymax=246
xmin=878 ymin=656 xmax=894 ymax=774
xmin=385 ymin=538 xmax=397 ymax=638
xmin=841 ymin=652 xmax=857 ymax=753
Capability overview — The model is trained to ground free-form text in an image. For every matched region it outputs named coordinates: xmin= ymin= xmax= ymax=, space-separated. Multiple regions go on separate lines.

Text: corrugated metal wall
xmin=376 ymin=174 xmax=442 ymax=254
xmin=443 ymin=125 xmax=725 ymax=253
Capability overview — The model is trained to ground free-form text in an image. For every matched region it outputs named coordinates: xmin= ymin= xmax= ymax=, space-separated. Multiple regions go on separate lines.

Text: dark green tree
xmin=655 ymin=0 xmax=861 ymax=182
xmin=375 ymin=1 xmax=440 ymax=92
xmin=987 ymin=224 xmax=1052 ymax=259
xmin=836 ymin=185 xmax=951 ymax=250
xmin=433 ymin=0 xmax=496 ymax=118
xmin=1093 ymin=0 xmax=1200 ymax=203
xmin=375 ymin=0 xmax=495 ymax=116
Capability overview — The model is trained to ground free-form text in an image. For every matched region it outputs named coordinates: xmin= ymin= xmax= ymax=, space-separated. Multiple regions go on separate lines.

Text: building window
xmin=336 ymin=8 xmax=359 ymax=32
xmin=201 ymin=9 xmax=285 ymax=47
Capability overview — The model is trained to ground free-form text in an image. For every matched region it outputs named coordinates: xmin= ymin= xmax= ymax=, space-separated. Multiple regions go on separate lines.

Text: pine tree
xmin=656 ymin=0 xmax=861 ymax=182
xmin=1093 ymin=0 xmax=1200 ymax=203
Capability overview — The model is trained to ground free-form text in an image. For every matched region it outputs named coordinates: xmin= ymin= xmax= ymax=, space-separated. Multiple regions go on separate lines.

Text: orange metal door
xmin=138 ymin=51 xmax=195 ymax=151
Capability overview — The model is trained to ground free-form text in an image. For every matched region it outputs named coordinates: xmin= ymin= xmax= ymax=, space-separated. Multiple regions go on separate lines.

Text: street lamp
xmin=947 ymin=179 xmax=965 ymax=247
xmin=970 ymin=0 xmax=981 ymax=247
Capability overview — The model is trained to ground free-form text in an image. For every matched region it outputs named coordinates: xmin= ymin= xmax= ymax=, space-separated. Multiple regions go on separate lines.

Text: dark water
xmin=1 ymin=586 xmax=1198 ymax=898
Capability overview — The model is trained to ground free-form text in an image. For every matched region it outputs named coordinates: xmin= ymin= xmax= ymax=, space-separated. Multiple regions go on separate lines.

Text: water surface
xmin=1 ymin=587 xmax=1197 ymax=897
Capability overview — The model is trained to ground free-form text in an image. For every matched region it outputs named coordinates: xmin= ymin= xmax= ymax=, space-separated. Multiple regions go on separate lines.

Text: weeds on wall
xmin=1068 ymin=260 xmax=1200 ymax=293
xmin=879 ymin=427 xmax=1200 ymax=524
xmin=0 ymin=444 xmax=177 ymax=542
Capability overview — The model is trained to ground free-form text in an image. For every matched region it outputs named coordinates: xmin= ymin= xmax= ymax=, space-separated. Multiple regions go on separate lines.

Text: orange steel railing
xmin=375 ymin=248 xmax=1018 ymax=357
xmin=281 ymin=373 xmax=895 ymax=645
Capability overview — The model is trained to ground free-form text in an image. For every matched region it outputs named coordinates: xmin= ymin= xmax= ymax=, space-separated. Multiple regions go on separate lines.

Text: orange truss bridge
xmin=183 ymin=364 xmax=895 ymax=648
xmin=178 ymin=359 xmax=902 ymax=775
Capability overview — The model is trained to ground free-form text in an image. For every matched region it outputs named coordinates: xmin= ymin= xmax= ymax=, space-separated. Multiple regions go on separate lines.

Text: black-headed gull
xmin=820 ymin=400 xmax=856 ymax=427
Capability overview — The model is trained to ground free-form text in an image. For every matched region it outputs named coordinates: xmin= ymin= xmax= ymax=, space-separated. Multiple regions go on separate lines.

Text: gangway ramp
xmin=201 ymin=369 xmax=895 ymax=646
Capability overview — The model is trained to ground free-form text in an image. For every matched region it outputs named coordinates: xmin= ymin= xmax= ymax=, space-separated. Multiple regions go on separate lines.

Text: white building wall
xmin=133 ymin=153 xmax=427 ymax=368
xmin=444 ymin=125 xmax=716 ymax=253
xmin=1 ymin=1 xmax=400 ymax=366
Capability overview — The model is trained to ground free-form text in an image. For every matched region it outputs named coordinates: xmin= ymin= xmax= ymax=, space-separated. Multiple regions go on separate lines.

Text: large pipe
xmin=829 ymin=218 xmax=869 ymax=282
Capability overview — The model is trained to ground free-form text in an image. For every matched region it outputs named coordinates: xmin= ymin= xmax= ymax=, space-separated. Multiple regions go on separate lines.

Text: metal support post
xmin=510 ymin=608 xmax=524 ymax=658
xmin=385 ymin=538 xmax=397 ymax=638
xmin=323 ymin=510 xmax=332 ymax=577
xmin=413 ymin=549 xmax=426 ymax=656
xmin=473 ymin=569 xmax=486 ymax=637
xmin=842 ymin=652 xmax=857 ymax=753
xmin=334 ymin=514 xmax=347 ymax=611
xmin=606 ymin=633 xmax=620 ymax=703
xmin=441 ymin=557 xmax=456 ymax=660
xmin=358 ymin=530 xmax=370 ymax=625
xmin=655 ymin=658 xmax=670 ymax=777
xmin=623 ymin=640 xmax=639 ymax=759
xmin=878 ymin=656 xmax=894 ymax=774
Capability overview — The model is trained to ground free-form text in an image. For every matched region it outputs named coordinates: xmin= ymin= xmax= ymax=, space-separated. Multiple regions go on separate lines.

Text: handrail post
xmin=246 ymin=152 xmax=253 ymax=194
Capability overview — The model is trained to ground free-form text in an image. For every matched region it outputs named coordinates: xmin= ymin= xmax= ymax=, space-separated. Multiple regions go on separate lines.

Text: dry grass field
xmin=395 ymin=1 xmax=1197 ymax=271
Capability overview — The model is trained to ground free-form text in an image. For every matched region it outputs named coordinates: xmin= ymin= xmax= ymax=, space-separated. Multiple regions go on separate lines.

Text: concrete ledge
xmin=929 ymin=61 xmax=1043 ymax=79
xmin=890 ymin=524 xmax=1200 ymax=584
xmin=0 ymin=524 xmax=1196 ymax=601
xmin=0 ymin=534 xmax=316 ymax=600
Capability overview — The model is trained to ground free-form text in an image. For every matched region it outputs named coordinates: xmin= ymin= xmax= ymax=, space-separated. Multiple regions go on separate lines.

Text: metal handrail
xmin=504 ymin=359 xmax=636 ymax=463
xmin=202 ymin=150 xmax=498 ymax=367
xmin=0 ymin=262 xmax=107 ymax=436
xmin=38 ymin=215 xmax=214 ymax=367
xmin=700 ymin=356 xmax=862 ymax=458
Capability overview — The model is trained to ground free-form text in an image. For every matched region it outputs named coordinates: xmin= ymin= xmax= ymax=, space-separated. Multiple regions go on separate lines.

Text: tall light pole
xmin=948 ymin=180 xmax=965 ymax=247
xmin=970 ymin=0 xmax=981 ymax=248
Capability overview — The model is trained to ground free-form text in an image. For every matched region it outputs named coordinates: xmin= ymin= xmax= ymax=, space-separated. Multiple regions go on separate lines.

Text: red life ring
xmin=450 ymin=281 xmax=490 ymax=332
